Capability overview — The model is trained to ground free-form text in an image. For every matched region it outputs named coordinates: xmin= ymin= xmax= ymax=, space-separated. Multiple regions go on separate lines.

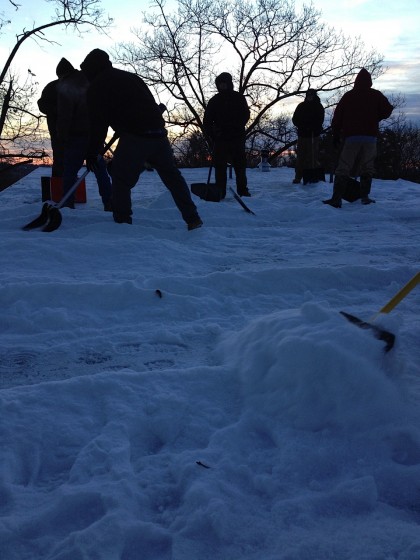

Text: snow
xmin=0 ymin=164 xmax=419 ymax=559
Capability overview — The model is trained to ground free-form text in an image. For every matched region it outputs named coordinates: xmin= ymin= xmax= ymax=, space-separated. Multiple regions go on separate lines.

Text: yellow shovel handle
xmin=379 ymin=271 xmax=420 ymax=314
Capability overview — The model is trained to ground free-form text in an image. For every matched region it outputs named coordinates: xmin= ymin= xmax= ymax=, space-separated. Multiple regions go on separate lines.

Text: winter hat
xmin=354 ymin=68 xmax=372 ymax=89
xmin=80 ymin=49 xmax=112 ymax=80
xmin=56 ymin=58 xmax=74 ymax=78
xmin=215 ymin=72 xmax=234 ymax=92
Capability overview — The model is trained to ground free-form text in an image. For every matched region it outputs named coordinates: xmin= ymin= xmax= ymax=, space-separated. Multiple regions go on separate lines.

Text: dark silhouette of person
xmin=323 ymin=68 xmax=393 ymax=208
xmin=203 ymin=73 xmax=250 ymax=198
xmin=292 ymin=88 xmax=324 ymax=184
xmin=80 ymin=49 xmax=202 ymax=230
xmin=37 ymin=58 xmax=74 ymax=177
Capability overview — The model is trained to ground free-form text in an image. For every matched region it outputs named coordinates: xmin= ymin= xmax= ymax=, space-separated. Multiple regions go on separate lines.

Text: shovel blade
xmin=22 ymin=202 xmax=51 ymax=230
xmin=42 ymin=207 xmax=62 ymax=232
xmin=22 ymin=203 xmax=63 ymax=232
xmin=340 ymin=311 xmax=395 ymax=352
xmin=191 ymin=182 xmax=221 ymax=202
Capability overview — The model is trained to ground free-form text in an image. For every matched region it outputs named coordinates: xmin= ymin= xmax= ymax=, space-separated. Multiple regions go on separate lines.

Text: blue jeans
xmin=63 ymin=135 xmax=112 ymax=205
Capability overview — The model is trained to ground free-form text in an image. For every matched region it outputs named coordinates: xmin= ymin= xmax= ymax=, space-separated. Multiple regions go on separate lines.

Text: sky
xmin=1 ymin=0 xmax=420 ymax=123
xmin=1 ymin=164 xmax=420 ymax=559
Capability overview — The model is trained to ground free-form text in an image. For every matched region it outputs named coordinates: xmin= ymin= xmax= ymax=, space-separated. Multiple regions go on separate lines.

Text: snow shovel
xmin=22 ymin=135 xmax=118 ymax=232
xmin=228 ymin=187 xmax=256 ymax=215
xmin=340 ymin=271 xmax=420 ymax=352
xmin=191 ymin=166 xmax=222 ymax=202
xmin=342 ymin=177 xmax=361 ymax=203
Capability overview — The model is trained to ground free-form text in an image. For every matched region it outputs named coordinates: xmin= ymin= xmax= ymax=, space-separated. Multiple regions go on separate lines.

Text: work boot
xmin=360 ymin=174 xmax=375 ymax=204
xmin=113 ymin=213 xmax=132 ymax=224
xmin=322 ymin=175 xmax=347 ymax=208
xmin=237 ymin=187 xmax=251 ymax=197
xmin=103 ymin=199 xmax=113 ymax=212
xmin=187 ymin=217 xmax=203 ymax=231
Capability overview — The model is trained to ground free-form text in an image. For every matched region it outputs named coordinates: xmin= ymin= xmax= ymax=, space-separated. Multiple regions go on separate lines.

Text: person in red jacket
xmin=323 ymin=68 xmax=393 ymax=208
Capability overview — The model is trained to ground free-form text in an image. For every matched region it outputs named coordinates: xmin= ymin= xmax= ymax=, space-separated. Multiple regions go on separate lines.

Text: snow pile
xmin=0 ymin=166 xmax=419 ymax=559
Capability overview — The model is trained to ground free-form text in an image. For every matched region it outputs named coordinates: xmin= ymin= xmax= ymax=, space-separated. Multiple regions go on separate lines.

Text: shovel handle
xmin=377 ymin=272 xmax=420 ymax=315
xmin=57 ymin=168 xmax=89 ymax=209
xmin=57 ymin=133 xmax=119 ymax=209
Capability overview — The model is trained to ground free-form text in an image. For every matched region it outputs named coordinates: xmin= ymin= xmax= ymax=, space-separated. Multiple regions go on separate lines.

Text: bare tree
xmin=113 ymin=0 xmax=384 ymax=154
xmin=0 ymin=0 xmax=112 ymax=161
xmin=376 ymin=96 xmax=420 ymax=182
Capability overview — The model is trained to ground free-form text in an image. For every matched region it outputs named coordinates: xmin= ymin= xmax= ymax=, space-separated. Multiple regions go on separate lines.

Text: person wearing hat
xmin=38 ymin=58 xmax=112 ymax=209
xmin=54 ymin=58 xmax=112 ymax=210
xmin=203 ymin=72 xmax=251 ymax=198
xmin=324 ymin=68 xmax=393 ymax=208
xmin=292 ymin=88 xmax=325 ymax=184
xmin=80 ymin=49 xmax=202 ymax=230
xmin=37 ymin=58 xmax=74 ymax=177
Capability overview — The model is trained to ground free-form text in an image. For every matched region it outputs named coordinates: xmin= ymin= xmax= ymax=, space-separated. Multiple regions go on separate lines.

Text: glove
xmin=85 ymin=155 xmax=99 ymax=172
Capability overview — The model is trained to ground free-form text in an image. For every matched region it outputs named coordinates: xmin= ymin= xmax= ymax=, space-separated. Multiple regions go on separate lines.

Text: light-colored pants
xmin=335 ymin=140 xmax=377 ymax=177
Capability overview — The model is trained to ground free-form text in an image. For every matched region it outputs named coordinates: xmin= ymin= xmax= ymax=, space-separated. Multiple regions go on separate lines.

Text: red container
xmin=41 ymin=176 xmax=87 ymax=203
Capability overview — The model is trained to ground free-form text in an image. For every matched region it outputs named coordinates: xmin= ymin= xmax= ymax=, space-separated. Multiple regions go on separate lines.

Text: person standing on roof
xmin=37 ymin=58 xmax=74 ymax=177
xmin=80 ymin=49 xmax=202 ymax=230
xmin=323 ymin=68 xmax=393 ymax=208
xmin=203 ymin=72 xmax=251 ymax=199
xmin=292 ymin=88 xmax=324 ymax=184
xmin=55 ymin=58 xmax=112 ymax=210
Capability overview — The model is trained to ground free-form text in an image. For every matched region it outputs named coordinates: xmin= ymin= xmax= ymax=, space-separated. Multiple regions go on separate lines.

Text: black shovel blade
xmin=191 ymin=183 xmax=221 ymax=202
xmin=342 ymin=177 xmax=361 ymax=203
xmin=22 ymin=202 xmax=51 ymax=230
xmin=42 ymin=207 xmax=62 ymax=232
xmin=340 ymin=311 xmax=395 ymax=352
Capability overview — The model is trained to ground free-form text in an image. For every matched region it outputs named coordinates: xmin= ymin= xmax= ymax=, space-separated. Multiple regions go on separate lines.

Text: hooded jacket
xmin=80 ymin=49 xmax=166 ymax=155
xmin=292 ymin=89 xmax=325 ymax=138
xmin=55 ymin=68 xmax=90 ymax=142
xmin=332 ymin=68 xmax=393 ymax=139
xmin=203 ymin=73 xmax=250 ymax=142
xmin=37 ymin=58 xmax=75 ymax=134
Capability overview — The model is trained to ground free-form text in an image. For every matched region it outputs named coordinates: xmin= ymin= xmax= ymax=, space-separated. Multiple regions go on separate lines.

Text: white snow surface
xmin=0 ymin=165 xmax=419 ymax=560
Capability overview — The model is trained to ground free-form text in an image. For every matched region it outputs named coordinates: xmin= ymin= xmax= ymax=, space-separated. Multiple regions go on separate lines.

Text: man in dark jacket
xmin=323 ymin=68 xmax=393 ymax=208
xmin=55 ymin=60 xmax=112 ymax=209
xmin=292 ymin=88 xmax=324 ymax=184
xmin=203 ymin=73 xmax=250 ymax=198
xmin=37 ymin=58 xmax=74 ymax=177
xmin=80 ymin=49 xmax=202 ymax=229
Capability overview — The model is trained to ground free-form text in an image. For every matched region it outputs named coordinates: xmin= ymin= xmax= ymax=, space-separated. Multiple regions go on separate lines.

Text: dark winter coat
xmin=37 ymin=80 xmax=59 ymax=135
xmin=80 ymin=49 xmax=166 ymax=156
xmin=37 ymin=58 xmax=75 ymax=136
xmin=203 ymin=74 xmax=250 ymax=142
xmin=332 ymin=68 xmax=393 ymax=139
xmin=292 ymin=94 xmax=324 ymax=138
xmin=56 ymin=70 xmax=90 ymax=142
